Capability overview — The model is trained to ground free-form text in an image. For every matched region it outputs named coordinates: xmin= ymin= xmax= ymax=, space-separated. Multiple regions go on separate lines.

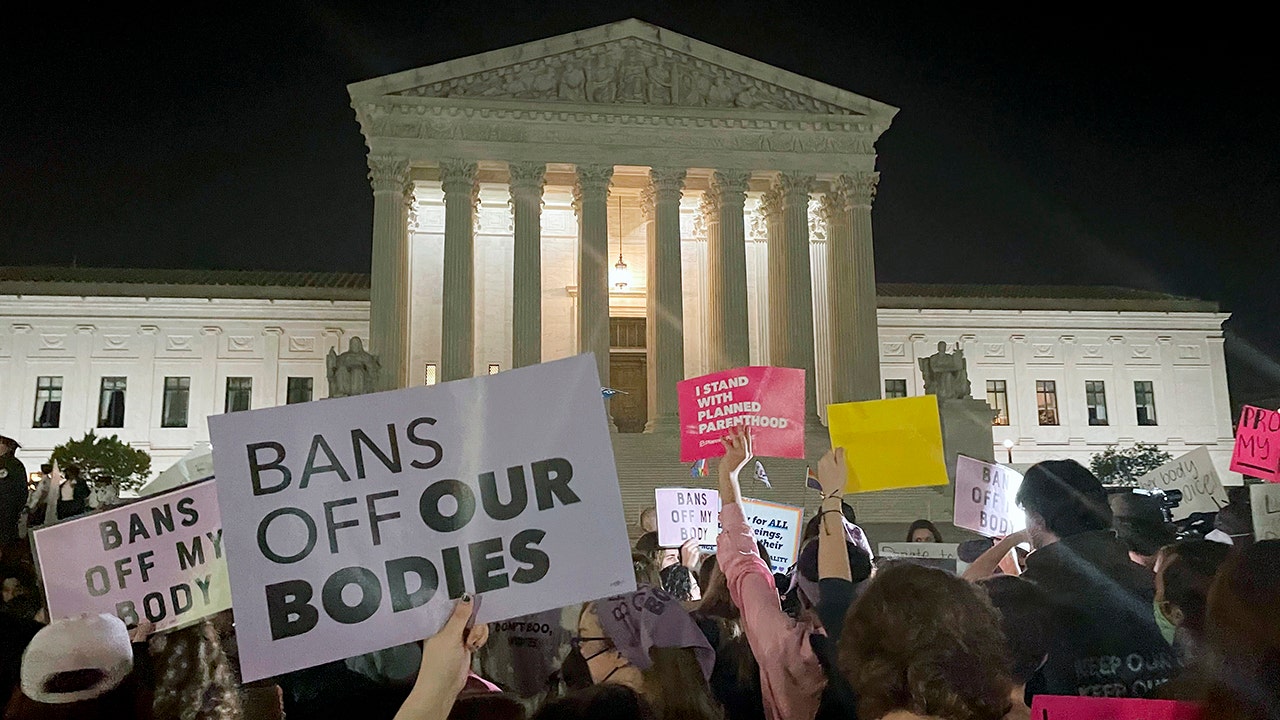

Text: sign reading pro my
xmin=209 ymin=354 xmax=634 ymax=682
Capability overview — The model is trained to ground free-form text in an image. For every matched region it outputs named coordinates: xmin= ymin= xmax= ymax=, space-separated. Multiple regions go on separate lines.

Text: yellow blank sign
xmin=826 ymin=395 xmax=949 ymax=493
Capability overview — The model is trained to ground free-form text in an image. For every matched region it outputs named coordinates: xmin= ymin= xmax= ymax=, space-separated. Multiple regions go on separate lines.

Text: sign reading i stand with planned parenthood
xmin=33 ymin=480 xmax=230 ymax=634
xmin=208 ymin=354 xmax=635 ymax=682
xmin=677 ymin=366 xmax=805 ymax=462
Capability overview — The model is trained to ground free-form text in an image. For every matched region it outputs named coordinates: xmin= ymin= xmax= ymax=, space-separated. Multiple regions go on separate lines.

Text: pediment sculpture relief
xmin=394 ymin=37 xmax=859 ymax=115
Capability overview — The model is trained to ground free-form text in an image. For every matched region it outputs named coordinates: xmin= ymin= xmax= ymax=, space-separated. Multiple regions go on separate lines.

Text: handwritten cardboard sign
xmin=1230 ymin=405 xmax=1280 ymax=481
xmin=33 ymin=479 xmax=230 ymax=633
xmin=1137 ymin=447 xmax=1228 ymax=519
xmin=1251 ymin=483 xmax=1280 ymax=541
xmin=826 ymin=396 xmax=949 ymax=493
xmin=655 ymin=488 xmax=721 ymax=548
xmin=877 ymin=542 xmax=962 ymax=573
xmin=677 ymin=366 xmax=805 ymax=462
xmin=741 ymin=498 xmax=803 ymax=574
xmin=1029 ymin=695 xmax=1202 ymax=719
xmin=953 ymin=456 xmax=1025 ymax=538
xmin=208 ymin=354 xmax=635 ymax=682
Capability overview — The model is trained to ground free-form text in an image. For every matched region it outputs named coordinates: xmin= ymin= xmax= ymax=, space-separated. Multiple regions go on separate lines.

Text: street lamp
xmin=1002 ymin=438 xmax=1014 ymax=464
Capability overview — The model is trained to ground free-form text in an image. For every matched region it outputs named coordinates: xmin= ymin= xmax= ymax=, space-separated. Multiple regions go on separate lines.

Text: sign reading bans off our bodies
xmin=677 ymin=366 xmax=805 ymax=462
xmin=33 ymin=480 xmax=230 ymax=633
xmin=208 ymin=354 xmax=635 ymax=682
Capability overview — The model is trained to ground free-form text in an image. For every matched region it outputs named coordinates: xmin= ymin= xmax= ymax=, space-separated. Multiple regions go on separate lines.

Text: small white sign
xmin=1251 ymin=483 xmax=1280 ymax=541
xmin=953 ymin=455 xmax=1025 ymax=538
xmin=1136 ymin=447 xmax=1228 ymax=520
xmin=878 ymin=542 xmax=962 ymax=574
xmin=655 ymin=488 xmax=720 ymax=548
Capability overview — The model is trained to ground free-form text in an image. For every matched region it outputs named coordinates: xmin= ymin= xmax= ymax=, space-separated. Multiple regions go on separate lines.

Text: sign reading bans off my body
xmin=208 ymin=354 xmax=635 ymax=682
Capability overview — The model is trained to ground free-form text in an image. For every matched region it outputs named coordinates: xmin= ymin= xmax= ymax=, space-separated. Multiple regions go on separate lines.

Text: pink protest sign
xmin=677 ymin=366 xmax=805 ymax=462
xmin=1230 ymin=404 xmax=1280 ymax=481
xmin=32 ymin=479 xmax=230 ymax=633
xmin=1029 ymin=695 xmax=1201 ymax=720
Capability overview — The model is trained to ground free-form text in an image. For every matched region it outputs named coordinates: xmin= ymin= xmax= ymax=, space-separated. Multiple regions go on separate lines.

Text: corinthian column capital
xmin=507 ymin=161 xmax=546 ymax=198
xmin=439 ymin=159 xmax=479 ymax=197
xmin=572 ymin=164 xmax=614 ymax=214
xmin=817 ymin=190 xmax=851 ymax=226
xmin=367 ymin=155 xmax=409 ymax=195
xmin=842 ymin=171 xmax=880 ymax=208
xmin=648 ymin=167 xmax=687 ymax=204
xmin=710 ymin=170 xmax=751 ymax=205
xmin=759 ymin=186 xmax=785 ymax=220
xmin=777 ymin=172 xmax=816 ymax=205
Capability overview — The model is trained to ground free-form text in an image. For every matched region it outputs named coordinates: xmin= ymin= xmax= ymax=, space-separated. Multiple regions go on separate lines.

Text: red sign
xmin=677 ymin=366 xmax=805 ymax=462
xmin=1230 ymin=405 xmax=1280 ymax=482
xmin=1029 ymin=695 xmax=1201 ymax=720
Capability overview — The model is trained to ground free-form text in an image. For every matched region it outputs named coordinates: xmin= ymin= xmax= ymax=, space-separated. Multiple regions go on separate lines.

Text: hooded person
xmin=1016 ymin=460 xmax=1177 ymax=698
xmin=0 ymin=436 xmax=27 ymax=547
xmin=568 ymin=586 xmax=720 ymax=720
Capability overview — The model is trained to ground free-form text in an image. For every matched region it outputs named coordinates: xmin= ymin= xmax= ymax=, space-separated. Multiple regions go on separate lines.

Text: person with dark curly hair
xmin=838 ymin=562 xmax=1014 ymax=720
xmin=1015 ymin=460 xmax=1175 ymax=698
xmin=977 ymin=576 xmax=1052 ymax=720
xmin=148 ymin=619 xmax=243 ymax=720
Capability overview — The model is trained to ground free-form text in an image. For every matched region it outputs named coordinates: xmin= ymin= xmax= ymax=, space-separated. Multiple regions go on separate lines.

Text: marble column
xmin=573 ymin=165 xmax=614 ymax=393
xmin=645 ymin=167 xmax=687 ymax=432
xmin=440 ymin=159 xmax=479 ymax=382
xmin=761 ymin=187 xmax=787 ymax=367
xmin=770 ymin=173 xmax=821 ymax=423
xmin=822 ymin=172 xmax=882 ymax=403
xmin=705 ymin=170 xmax=751 ymax=371
xmin=509 ymin=162 xmax=546 ymax=369
xmin=846 ymin=173 xmax=882 ymax=402
xmin=366 ymin=155 xmax=410 ymax=389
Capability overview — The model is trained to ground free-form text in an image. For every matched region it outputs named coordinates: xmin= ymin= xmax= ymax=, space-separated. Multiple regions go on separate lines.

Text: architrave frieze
xmin=355 ymin=100 xmax=880 ymax=172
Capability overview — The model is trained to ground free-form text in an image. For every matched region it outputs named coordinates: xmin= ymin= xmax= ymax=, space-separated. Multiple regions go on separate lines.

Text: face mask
xmin=1154 ymin=598 xmax=1177 ymax=645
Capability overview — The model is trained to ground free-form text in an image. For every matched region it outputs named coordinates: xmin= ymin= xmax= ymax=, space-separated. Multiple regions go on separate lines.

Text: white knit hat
xmin=20 ymin=613 xmax=133 ymax=704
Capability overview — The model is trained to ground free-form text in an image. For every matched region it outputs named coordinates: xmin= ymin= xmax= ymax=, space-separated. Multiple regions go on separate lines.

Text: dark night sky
xmin=3 ymin=3 xmax=1277 ymax=398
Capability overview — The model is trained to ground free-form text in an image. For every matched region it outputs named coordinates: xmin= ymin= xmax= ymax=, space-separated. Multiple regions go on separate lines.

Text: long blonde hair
xmin=148 ymin=620 xmax=242 ymax=720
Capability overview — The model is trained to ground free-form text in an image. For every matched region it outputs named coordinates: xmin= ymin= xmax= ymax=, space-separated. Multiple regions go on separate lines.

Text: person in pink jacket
xmin=716 ymin=427 xmax=826 ymax=720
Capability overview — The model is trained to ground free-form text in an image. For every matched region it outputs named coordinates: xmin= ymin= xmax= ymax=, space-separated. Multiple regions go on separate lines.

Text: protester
xmin=5 ymin=613 xmax=150 ymax=717
xmin=572 ymin=586 xmax=720 ymax=719
xmin=26 ymin=465 xmax=91 ymax=528
xmin=716 ymin=428 xmax=824 ymax=720
xmin=976 ymin=576 xmax=1051 ymax=720
xmin=1109 ymin=491 xmax=1176 ymax=569
xmin=1150 ymin=540 xmax=1232 ymax=700
xmin=0 ymin=435 xmax=26 ymax=547
xmin=906 ymin=519 xmax=943 ymax=543
xmin=532 ymin=684 xmax=657 ymax=720
xmin=1197 ymin=540 xmax=1280 ymax=720
xmin=839 ymin=563 xmax=1013 ymax=720
xmin=693 ymin=559 xmax=765 ymax=720
xmin=1015 ymin=459 xmax=1175 ymax=697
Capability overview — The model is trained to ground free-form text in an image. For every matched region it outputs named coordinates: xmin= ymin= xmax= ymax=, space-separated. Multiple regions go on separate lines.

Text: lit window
xmin=425 ymin=363 xmax=438 ymax=386
xmin=1036 ymin=381 xmax=1059 ymax=426
xmin=225 ymin=377 xmax=253 ymax=413
xmin=286 ymin=377 xmax=313 ymax=405
xmin=986 ymin=380 xmax=1009 ymax=426
xmin=98 ymin=377 xmax=127 ymax=428
xmin=488 ymin=363 xmax=501 ymax=375
xmin=162 ymin=377 xmax=190 ymax=428
xmin=33 ymin=376 xmax=63 ymax=428
xmin=1085 ymin=380 xmax=1109 ymax=426
xmin=1134 ymin=381 xmax=1158 ymax=426
xmin=884 ymin=379 xmax=908 ymax=398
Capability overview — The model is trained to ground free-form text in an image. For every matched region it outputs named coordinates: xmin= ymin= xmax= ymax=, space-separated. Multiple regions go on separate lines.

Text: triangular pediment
xmin=349 ymin=19 xmax=897 ymax=120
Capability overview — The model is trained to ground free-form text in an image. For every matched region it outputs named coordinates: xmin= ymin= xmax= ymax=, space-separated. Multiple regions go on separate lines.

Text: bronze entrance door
xmin=609 ymin=317 xmax=648 ymax=433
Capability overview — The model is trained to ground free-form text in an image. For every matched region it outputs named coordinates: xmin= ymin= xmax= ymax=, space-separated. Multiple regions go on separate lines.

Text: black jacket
xmin=1021 ymin=530 xmax=1177 ymax=698
xmin=0 ymin=456 xmax=27 ymax=544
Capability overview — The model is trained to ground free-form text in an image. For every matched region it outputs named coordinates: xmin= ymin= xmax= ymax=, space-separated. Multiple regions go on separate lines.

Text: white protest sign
xmin=741 ymin=498 xmax=803 ymax=574
xmin=1251 ymin=483 xmax=1280 ymax=541
xmin=208 ymin=354 xmax=635 ymax=682
xmin=953 ymin=456 xmax=1025 ymax=538
xmin=1135 ymin=447 xmax=1229 ymax=520
xmin=878 ymin=542 xmax=963 ymax=574
xmin=33 ymin=479 xmax=230 ymax=633
xmin=655 ymin=488 xmax=721 ymax=548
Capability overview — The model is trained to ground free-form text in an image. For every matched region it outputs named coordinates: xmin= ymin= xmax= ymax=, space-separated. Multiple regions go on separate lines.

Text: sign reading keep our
xmin=209 ymin=354 xmax=635 ymax=682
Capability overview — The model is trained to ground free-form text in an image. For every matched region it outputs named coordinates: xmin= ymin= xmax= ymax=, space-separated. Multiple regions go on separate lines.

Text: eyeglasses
xmin=569 ymin=635 xmax=612 ymax=653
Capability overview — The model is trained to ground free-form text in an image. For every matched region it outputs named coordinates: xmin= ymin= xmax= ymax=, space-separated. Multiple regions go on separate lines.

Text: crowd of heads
xmin=1 ymin=423 xmax=1278 ymax=720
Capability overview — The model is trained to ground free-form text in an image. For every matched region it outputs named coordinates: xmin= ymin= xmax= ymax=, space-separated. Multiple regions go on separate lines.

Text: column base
xmin=643 ymin=414 xmax=681 ymax=435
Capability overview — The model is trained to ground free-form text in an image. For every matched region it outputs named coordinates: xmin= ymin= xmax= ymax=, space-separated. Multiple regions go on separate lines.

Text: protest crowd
xmin=2 ymin=388 xmax=1279 ymax=720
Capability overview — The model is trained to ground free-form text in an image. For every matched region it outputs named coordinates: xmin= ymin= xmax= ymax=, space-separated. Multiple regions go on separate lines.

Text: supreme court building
xmin=0 ymin=21 xmax=1238 ymax=535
